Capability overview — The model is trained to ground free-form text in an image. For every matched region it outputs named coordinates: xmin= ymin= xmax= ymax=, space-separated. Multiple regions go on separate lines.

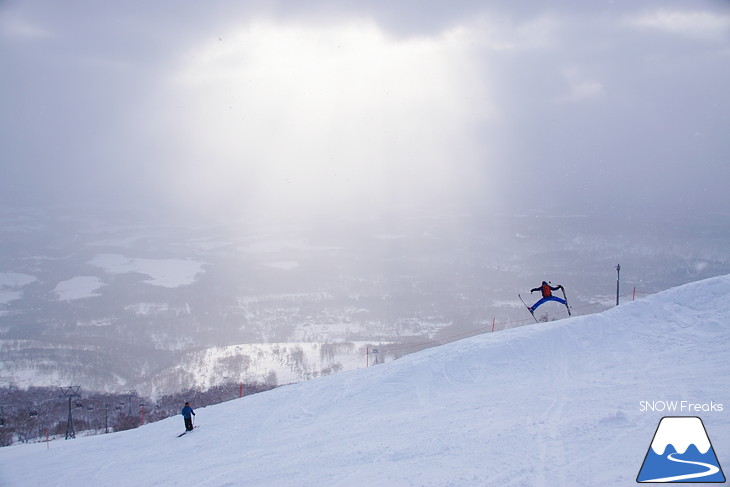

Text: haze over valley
xmin=2 ymin=207 xmax=728 ymax=397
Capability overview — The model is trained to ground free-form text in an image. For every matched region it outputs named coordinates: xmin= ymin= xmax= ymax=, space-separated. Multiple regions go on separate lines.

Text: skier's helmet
xmin=542 ymin=281 xmax=547 ymax=285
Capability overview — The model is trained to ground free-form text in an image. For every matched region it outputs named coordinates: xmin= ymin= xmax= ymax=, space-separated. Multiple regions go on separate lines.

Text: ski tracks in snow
xmin=533 ymin=341 xmax=570 ymax=487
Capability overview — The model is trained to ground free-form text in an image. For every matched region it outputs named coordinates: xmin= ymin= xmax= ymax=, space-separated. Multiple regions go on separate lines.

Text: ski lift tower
xmin=123 ymin=390 xmax=136 ymax=415
xmin=60 ymin=386 xmax=81 ymax=439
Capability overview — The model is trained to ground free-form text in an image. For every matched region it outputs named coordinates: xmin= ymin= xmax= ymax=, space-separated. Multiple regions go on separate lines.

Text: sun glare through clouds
xmin=153 ymin=20 xmax=494 ymax=221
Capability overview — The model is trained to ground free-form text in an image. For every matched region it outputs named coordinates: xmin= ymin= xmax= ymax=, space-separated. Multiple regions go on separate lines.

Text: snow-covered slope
xmin=1 ymin=275 xmax=729 ymax=486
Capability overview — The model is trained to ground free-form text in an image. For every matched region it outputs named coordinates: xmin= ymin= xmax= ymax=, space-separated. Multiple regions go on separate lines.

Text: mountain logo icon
xmin=637 ymin=416 xmax=726 ymax=483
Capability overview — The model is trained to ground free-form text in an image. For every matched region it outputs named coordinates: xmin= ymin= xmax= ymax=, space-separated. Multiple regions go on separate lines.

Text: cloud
xmin=1 ymin=1 xmax=728 ymax=224
xmin=556 ymin=67 xmax=606 ymax=103
xmin=141 ymin=19 xmax=497 ymax=220
xmin=628 ymin=9 xmax=730 ymax=40
xmin=0 ymin=15 xmax=50 ymax=41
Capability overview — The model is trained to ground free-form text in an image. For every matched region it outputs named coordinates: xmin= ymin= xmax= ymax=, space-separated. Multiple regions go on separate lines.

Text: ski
xmin=518 ymin=294 xmax=539 ymax=323
xmin=560 ymin=286 xmax=572 ymax=316
xmin=177 ymin=425 xmax=197 ymax=437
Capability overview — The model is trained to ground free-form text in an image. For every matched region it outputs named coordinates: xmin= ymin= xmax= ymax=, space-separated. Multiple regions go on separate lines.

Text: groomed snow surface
xmin=2 ymin=275 xmax=729 ymax=486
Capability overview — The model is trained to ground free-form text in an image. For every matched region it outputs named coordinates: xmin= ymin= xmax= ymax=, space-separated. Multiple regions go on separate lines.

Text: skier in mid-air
xmin=528 ymin=281 xmax=567 ymax=313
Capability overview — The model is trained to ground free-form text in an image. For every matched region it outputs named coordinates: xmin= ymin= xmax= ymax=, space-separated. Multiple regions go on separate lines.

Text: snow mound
xmin=1 ymin=275 xmax=729 ymax=486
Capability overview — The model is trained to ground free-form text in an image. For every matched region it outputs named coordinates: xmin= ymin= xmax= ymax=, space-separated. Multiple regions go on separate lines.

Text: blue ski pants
xmin=530 ymin=295 xmax=567 ymax=311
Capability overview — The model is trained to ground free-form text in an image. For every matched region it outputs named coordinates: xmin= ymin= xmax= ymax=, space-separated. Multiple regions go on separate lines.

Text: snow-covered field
xmin=89 ymin=253 xmax=206 ymax=288
xmin=145 ymin=341 xmax=374 ymax=396
xmin=1 ymin=275 xmax=728 ymax=486
xmin=52 ymin=275 xmax=106 ymax=301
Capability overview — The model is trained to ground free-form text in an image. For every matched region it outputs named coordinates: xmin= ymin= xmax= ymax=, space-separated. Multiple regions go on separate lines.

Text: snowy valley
xmin=2 ymin=208 xmax=728 ymax=398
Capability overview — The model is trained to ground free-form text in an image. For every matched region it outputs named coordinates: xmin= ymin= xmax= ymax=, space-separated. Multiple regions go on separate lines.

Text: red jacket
xmin=531 ymin=283 xmax=560 ymax=298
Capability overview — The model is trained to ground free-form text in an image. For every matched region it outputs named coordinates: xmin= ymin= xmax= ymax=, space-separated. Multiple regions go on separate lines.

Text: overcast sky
xmin=1 ymin=0 xmax=729 ymax=225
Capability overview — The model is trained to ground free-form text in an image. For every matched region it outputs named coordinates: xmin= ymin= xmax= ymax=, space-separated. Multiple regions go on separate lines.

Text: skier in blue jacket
xmin=181 ymin=402 xmax=195 ymax=431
